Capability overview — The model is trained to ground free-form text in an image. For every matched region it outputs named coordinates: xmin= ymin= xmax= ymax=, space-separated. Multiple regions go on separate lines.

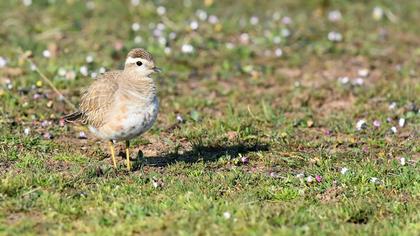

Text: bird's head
xmin=124 ymin=48 xmax=161 ymax=77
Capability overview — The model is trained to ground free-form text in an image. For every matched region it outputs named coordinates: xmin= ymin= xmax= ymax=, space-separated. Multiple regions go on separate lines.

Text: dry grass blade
xmin=17 ymin=48 xmax=76 ymax=111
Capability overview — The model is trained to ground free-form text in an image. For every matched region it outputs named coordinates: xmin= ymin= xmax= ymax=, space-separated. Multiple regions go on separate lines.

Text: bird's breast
xmin=94 ymin=95 xmax=159 ymax=141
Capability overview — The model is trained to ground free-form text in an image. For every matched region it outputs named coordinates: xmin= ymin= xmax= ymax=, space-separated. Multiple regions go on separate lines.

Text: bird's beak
xmin=153 ymin=67 xmax=162 ymax=73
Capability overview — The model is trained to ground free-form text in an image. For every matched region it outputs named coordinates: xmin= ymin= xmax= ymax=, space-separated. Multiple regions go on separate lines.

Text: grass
xmin=0 ymin=0 xmax=419 ymax=235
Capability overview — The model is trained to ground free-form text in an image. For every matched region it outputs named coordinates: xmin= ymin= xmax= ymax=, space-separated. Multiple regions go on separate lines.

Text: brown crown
xmin=127 ymin=48 xmax=154 ymax=62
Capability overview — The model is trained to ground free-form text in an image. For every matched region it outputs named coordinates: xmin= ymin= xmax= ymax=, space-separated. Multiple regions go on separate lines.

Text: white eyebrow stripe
xmin=125 ymin=57 xmax=140 ymax=64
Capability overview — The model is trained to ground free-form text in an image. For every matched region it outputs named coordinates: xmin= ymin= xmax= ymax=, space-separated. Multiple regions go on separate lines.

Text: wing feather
xmin=79 ymin=71 xmax=121 ymax=128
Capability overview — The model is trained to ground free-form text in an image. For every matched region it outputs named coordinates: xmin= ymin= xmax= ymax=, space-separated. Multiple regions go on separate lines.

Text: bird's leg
xmin=109 ymin=140 xmax=117 ymax=168
xmin=125 ymin=140 xmax=131 ymax=171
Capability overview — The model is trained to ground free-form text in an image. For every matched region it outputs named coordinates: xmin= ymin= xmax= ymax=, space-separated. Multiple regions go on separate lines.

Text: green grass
xmin=0 ymin=0 xmax=419 ymax=235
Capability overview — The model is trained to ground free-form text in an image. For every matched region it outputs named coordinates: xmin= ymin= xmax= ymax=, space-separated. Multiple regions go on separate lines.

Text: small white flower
xmin=30 ymin=63 xmax=37 ymax=71
xmin=42 ymin=50 xmax=51 ymax=58
xmin=272 ymin=12 xmax=281 ymax=21
xmin=296 ymin=173 xmax=304 ymax=178
xmin=0 ymin=57 xmax=7 ymax=68
xmin=398 ymin=118 xmax=405 ymax=127
xmin=353 ymin=77 xmax=364 ymax=86
xmin=372 ymin=7 xmax=384 ymax=21
xmin=78 ymin=131 xmax=87 ymax=139
xmin=328 ymin=10 xmax=342 ymax=22
xmin=157 ymin=23 xmax=165 ymax=31
xmin=66 ymin=70 xmax=76 ymax=80
xmin=22 ymin=0 xmax=32 ymax=6
xmin=306 ymin=176 xmax=314 ymax=183
xmin=131 ymin=22 xmax=141 ymax=31
xmin=24 ymin=127 xmax=30 ymax=135
xmin=373 ymin=120 xmax=381 ymax=127
xmin=134 ymin=36 xmax=143 ymax=44
xmin=225 ymin=43 xmax=234 ymax=49
xmin=196 ymin=9 xmax=207 ymax=21
xmin=176 ymin=114 xmax=184 ymax=123
xmin=58 ymin=68 xmax=66 ymax=76
xmin=274 ymin=48 xmax=283 ymax=57
xmin=158 ymin=37 xmax=167 ymax=46
xmin=190 ymin=21 xmax=199 ymax=30
xmin=340 ymin=167 xmax=349 ymax=175
xmin=281 ymin=16 xmax=292 ymax=25
xmin=152 ymin=181 xmax=159 ymax=188
xmin=164 ymin=47 xmax=172 ymax=55
xmin=85 ymin=55 xmax=94 ymax=63
xmin=370 ymin=177 xmax=379 ymax=184
xmin=239 ymin=33 xmax=250 ymax=44
xmin=400 ymin=157 xmax=406 ymax=166
xmin=131 ymin=0 xmax=140 ymax=6
xmin=390 ymin=126 xmax=397 ymax=134
xmin=208 ymin=15 xmax=219 ymax=24
xmin=91 ymin=72 xmax=98 ymax=78
xmin=169 ymin=32 xmax=177 ymax=40
xmin=250 ymin=16 xmax=259 ymax=25
xmin=338 ymin=76 xmax=349 ymax=84
xmin=79 ymin=66 xmax=88 ymax=76
xmin=181 ymin=44 xmax=194 ymax=54
xmin=99 ymin=67 xmax=106 ymax=74
xmin=358 ymin=68 xmax=369 ymax=77
xmin=156 ymin=6 xmax=166 ymax=15
xmin=356 ymin=119 xmax=367 ymax=130
xmin=281 ymin=28 xmax=291 ymax=37
xmin=86 ymin=1 xmax=95 ymax=10
xmin=153 ymin=28 xmax=162 ymax=37
xmin=223 ymin=212 xmax=231 ymax=219
xmin=273 ymin=36 xmax=281 ymax=44
xmin=328 ymin=31 xmax=343 ymax=42
xmin=389 ymin=102 xmax=397 ymax=110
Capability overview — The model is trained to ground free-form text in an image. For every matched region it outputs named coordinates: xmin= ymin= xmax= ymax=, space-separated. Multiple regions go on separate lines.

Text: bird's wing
xmin=79 ymin=71 xmax=121 ymax=128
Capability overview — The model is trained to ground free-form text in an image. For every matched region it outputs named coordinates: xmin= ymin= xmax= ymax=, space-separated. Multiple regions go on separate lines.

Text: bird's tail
xmin=63 ymin=111 xmax=83 ymax=122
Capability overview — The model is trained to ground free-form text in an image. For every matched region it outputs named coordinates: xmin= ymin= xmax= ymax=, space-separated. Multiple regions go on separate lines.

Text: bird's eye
xmin=136 ymin=61 xmax=143 ymax=66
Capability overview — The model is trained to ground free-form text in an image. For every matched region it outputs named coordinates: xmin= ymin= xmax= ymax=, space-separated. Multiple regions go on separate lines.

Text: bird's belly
xmin=92 ymin=98 xmax=159 ymax=141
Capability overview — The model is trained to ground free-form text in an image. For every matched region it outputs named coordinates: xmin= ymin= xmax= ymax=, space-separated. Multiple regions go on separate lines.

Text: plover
xmin=65 ymin=48 xmax=161 ymax=170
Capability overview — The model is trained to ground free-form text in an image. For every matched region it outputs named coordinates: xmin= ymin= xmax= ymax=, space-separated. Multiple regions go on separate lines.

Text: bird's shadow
xmin=133 ymin=142 xmax=269 ymax=168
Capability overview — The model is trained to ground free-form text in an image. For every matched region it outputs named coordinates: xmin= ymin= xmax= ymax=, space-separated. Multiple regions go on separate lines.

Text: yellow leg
xmin=125 ymin=140 xmax=131 ymax=171
xmin=109 ymin=141 xmax=117 ymax=168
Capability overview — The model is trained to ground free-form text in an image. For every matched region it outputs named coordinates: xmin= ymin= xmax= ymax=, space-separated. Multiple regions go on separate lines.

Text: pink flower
xmin=315 ymin=175 xmax=322 ymax=182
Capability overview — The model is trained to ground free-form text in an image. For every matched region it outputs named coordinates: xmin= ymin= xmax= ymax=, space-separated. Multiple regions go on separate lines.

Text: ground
xmin=0 ymin=0 xmax=419 ymax=235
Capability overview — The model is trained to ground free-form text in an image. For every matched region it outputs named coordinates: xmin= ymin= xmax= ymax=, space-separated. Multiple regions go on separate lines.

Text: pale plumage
xmin=64 ymin=48 xmax=161 ymax=170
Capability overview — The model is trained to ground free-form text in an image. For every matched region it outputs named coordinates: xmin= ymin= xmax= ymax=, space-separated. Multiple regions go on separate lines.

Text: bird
xmin=64 ymin=48 xmax=161 ymax=170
